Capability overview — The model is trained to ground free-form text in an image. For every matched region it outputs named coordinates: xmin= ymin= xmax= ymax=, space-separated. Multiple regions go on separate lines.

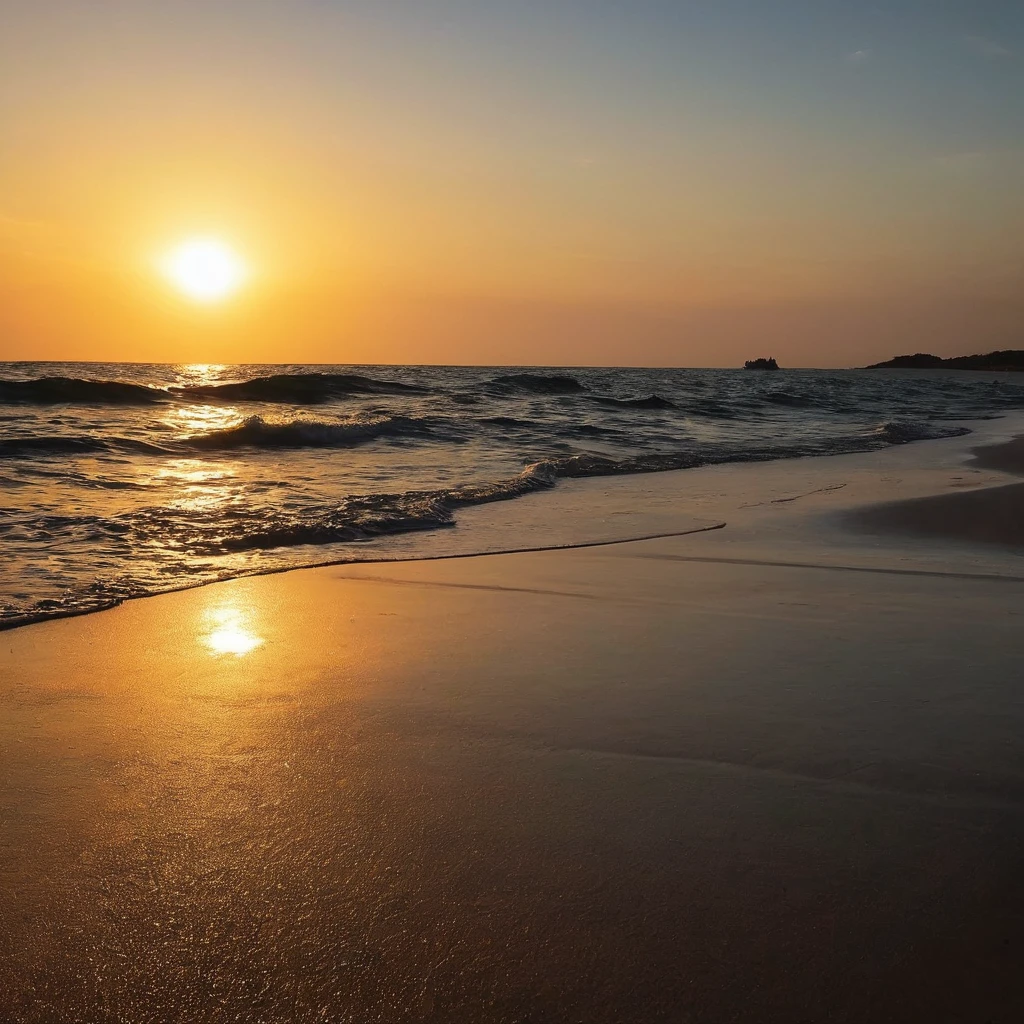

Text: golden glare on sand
xmin=161 ymin=238 xmax=247 ymax=303
xmin=202 ymin=604 xmax=264 ymax=656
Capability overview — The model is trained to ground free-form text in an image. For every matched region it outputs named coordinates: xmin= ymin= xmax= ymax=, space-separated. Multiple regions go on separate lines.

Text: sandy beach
xmin=4 ymin=419 xmax=1024 ymax=1022
xmin=8 ymin=0 xmax=1024 ymax=1015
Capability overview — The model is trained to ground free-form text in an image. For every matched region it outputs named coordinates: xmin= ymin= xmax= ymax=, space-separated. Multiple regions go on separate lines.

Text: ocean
xmin=3 ymin=361 xmax=1023 ymax=629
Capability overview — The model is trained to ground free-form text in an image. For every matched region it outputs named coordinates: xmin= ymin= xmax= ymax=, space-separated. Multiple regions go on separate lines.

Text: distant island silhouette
xmin=867 ymin=350 xmax=1024 ymax=371
xmin=744 ymin=357 xmax=779 ymax=370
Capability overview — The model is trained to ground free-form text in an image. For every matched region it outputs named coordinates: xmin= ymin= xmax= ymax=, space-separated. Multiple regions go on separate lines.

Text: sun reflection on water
xmin=162 ymin=404 xmax=245 ymax=436
xmin=177 ymin=363 xmax=229 ymax=384
xmin=146 ymin=458 xmax=242 ymax=514
xmin=153 ymin=459 xmax=237 ymax=485
xmin=202 ymin=604 xmax=264 ymax=657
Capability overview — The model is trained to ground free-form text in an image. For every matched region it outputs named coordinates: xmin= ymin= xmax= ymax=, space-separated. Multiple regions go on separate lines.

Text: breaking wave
xmin=181 ymin=414 xmax=443 ymax=451
xmin=874 ymin=419 xmax=970 ymax=445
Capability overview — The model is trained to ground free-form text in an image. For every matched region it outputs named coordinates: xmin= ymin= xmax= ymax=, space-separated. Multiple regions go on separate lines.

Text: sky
xmin=1 ymin=0 xmax=1022 ymax=366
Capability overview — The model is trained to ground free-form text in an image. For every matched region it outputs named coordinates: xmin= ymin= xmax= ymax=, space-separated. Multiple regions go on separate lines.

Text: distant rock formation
xmin=867 ymin=350 xmax=1024 ymax=371
xmin=744 ymin=357 xmax=779 ymax=370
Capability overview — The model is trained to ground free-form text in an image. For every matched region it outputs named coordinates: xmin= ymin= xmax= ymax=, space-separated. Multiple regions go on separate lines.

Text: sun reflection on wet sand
xmin=202 ymin=604 xmax=264 ymax=657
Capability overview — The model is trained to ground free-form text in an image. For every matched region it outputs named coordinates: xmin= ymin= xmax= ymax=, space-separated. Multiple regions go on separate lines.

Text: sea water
xmin=2 ymin=362 xmax=1022 ymax=628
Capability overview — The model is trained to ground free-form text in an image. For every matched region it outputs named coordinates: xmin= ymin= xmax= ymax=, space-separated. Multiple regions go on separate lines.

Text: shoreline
xmin=6 ymin=412 xmax=1024 ymax=634
xmin=0 ymin=521 xmax=726 ymax=634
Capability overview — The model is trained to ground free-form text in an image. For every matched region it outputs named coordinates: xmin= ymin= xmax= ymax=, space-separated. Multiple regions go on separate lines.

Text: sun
xmin=161 ymin=237 xmax=247 ymax=303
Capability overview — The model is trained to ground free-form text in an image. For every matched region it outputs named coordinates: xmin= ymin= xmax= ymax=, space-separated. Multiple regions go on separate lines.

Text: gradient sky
xmin=2 ymin=0 xmax=1022 ymax=366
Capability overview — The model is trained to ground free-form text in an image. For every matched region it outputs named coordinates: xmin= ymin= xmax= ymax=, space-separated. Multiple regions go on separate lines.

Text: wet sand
xmin=850 ymin=434 xmax=1024 ymax=550
xmin=3 ymin=428 xmax=1024 ymax=1022
xmin=969 ymin=435 xmax=1024 ymax=475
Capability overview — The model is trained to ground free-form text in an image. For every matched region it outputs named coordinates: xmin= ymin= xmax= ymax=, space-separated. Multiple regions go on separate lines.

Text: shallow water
xmin=2 ymin=361 xmax=1023 ymax=627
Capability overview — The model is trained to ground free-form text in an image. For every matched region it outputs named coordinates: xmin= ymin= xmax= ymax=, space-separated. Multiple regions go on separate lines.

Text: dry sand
xmin=3 ymin=424 xmax=1024 ymax=1022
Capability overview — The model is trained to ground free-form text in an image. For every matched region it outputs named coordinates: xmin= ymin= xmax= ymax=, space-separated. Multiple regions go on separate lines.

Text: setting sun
xmin=161 ymin=237 xmax=247 ymax=303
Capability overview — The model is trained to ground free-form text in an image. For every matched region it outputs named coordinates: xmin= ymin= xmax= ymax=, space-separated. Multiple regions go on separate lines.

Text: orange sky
xmin=2 ymin=1 xmax=1022 ymax=366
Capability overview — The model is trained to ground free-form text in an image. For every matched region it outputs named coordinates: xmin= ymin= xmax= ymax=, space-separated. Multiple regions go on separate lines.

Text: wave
xmin=874 ymin=419 xmax=969 ymax=445
xmin=0 ymin=415 xmax=450 ymax=459
xmin=0 ymin=376 xmax=166 ymax=406
xmin=444 ymin=461 xmax=560 ymax=506
xmin=763 ymin=391 xmax=813 ymax=408
xmin=172 ymin=371 xmax=426 ymax=404
xmin=194 ymin=495 xmax=455 ymax=554
xmin=180 ymin=462 xmax=563 ymax=556
xmin=0 ymin=371 xmax=427 ymax=407
xmin=180 ymin=414 xmax=443 ymax=451
xmin=589 ymin=394 xmax=675 ymax=410
xmin=208 ymin=462 xmax=564 ymax=553
xmin=490 ymin=372 xmax=586 ymax=394
xmin=0 ymin=408 xmax=971 ymax=466
xmin=689 ymin=400 xmax=738 ymax=419
xmin=0 ymin=435 xmax=169 ymax=459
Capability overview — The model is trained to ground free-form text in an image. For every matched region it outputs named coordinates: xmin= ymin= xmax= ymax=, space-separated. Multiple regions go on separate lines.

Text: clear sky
xmin=2 ymin=0 xmax=1022 ymax=366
